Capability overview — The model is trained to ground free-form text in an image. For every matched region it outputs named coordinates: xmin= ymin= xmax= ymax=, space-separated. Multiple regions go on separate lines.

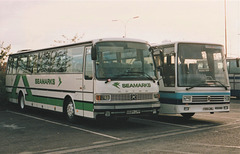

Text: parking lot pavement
xmin=0 ymin=99 xmax=240 ymax=154
xmin=0 ymin=109 xmax=122 ymax=153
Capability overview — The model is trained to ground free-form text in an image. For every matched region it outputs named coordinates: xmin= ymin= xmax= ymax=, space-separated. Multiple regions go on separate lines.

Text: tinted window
xmin=29 ymin=53 xmax=38 ymax=74
xmin=18 ymin=55 xmax=28 ymax=74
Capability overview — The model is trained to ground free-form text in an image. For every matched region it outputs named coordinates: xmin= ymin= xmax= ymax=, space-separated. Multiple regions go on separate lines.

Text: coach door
xmin=82 ymin=46 xmax=94 ymax=117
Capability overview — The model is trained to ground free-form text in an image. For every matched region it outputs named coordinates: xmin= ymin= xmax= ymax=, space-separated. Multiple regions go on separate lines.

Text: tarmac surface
xmin=0 ymin=99 xmax=239 ymax=154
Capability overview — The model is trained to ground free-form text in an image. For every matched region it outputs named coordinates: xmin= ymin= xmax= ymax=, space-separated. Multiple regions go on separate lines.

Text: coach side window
xmin=38 ymin=50 xmax=53 ymax=73
xmin=12 ymin=57 xmax=18 ymax=74
xmin=51 ymin=49 xmax=67 ymax=72
xmin=29 ymin=53 xmax=38 ymax=74
xmin=18 ymin=55 xmax=28 ymax=74
xmin=67 ymin=46 xmax=84 ymax=73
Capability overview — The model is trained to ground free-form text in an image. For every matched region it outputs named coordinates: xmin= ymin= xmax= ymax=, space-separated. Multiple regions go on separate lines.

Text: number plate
xmin=126 ymin=110 xmax=141 ymax=114
xmin=203 ymin=107 xmax=214 ymax=111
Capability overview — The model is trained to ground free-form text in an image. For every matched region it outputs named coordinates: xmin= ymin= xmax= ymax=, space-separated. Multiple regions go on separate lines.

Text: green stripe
xmin=29 ymin=96 xmax=63 ymax=107
xmin=9 ymin=75 xmax=21 ymax=99
xmin=22 ymin=75 xmax=32 ymax=96
xmin=75 ymin=101 xmax=84 ymax=110
xmin=75 ymin=101 xmax=93 ymax=111
xmin=8 ymin=75 xmax=94 ymax=110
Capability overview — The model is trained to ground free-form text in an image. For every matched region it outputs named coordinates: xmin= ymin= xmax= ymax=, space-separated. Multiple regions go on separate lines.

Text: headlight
xmin=182 ymin=95 xmax=192 ymax=103
xmin=96 ymin=94 xmax=111 ymax=101
xmin=224 ymin=95 xmax=230 ymax=102
xmin=154 ymin=93 xmax=160 ymax=98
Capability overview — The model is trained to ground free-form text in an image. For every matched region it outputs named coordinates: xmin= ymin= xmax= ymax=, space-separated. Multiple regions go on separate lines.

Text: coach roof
xmin=10 ymin=38 xmax=149 ymax=56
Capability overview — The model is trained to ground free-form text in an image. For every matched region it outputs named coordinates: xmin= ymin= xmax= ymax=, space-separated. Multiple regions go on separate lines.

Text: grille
xmin=192 ymin=96 xmax=225 ymax=103
xmin=111 ymin=93 xmax=153 ymax=101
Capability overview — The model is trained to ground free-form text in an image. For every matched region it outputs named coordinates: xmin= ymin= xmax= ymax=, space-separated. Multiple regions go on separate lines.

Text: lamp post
xmin=112 ymin=16 xmax=139 ymax=38
xmin=224 ymin=0 xmax=228 ymax=57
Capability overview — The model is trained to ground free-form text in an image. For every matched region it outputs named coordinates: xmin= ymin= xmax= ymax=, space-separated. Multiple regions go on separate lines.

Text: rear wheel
xmin=64 ymin=99 xmax=77 ymax=123
xmin=181 ymin=113 xmax=195 ymax=119
xmin=18 ymin=94 xmax=26 ymax=110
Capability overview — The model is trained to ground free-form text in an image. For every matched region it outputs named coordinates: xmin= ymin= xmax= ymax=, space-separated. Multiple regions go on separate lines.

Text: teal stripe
xmin=160 ymin=92 xmax=230 ymax=99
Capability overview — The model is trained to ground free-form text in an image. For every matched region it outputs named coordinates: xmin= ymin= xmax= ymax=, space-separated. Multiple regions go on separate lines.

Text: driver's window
xmin=162 ymin=46 xmax=175 ymax=87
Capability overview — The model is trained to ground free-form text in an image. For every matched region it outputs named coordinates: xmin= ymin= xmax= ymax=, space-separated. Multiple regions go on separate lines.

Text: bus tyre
xmin=18 ymin=94 xmax=26 ymax=111
xmin=181 ymin=113 xmax=195 ymax=119
xmin=65 ymin=99 xmax=77 ymax=123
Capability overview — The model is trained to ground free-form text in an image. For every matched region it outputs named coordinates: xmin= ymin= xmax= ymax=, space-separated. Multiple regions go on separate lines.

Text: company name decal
xmin=113 ymin=82 xmax=151 ymax=89
xmin=35 ymin=79 xmax=55 ymax=85
xmin=122 ymin=83 xmax=151 ymax=88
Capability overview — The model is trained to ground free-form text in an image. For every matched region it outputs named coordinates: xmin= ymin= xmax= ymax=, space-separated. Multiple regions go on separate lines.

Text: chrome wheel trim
xmin=66 ymin=102 xmax=74 ymax=119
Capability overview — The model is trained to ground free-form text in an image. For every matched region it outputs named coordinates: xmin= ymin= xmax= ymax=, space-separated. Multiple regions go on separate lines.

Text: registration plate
xmin=203 ymin=107 xmax=214 ymax=111
xmin=126 ymin=110 xmax=141 ymax=114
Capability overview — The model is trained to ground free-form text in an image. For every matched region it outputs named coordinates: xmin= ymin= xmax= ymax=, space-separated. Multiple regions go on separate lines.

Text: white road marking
xmin=190 ymin=143 xmax=240 ymax=149
xmin=215 ymin=125 xmax=240 ymax=131
xmin=7 ymin=110 xmax=121 ymax=141
xmin=1 ymin=123 xmax=25 ymax=129
xmin=131 ymin=117 xmax=197 ymax=129
xmin=7 ymin=110 xmax=240 ymax=154
xmin=46 ymin=122 xmax=240 ymax=154
xmin=144 ymin=149 xmax=195 ymax=154
xmin=93 ymin=140 xmax=111 ymax=145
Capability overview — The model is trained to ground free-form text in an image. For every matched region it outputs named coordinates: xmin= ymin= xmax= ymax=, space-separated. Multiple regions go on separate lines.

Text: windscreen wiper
xmin=127 ymin=71 xmax=156 ymax=83
xmin=186 ymin=83 xmax=209 ymax=91
xmin=105 ymin=71 xmax=156 ymax=83
xmin=186 ymin=80 xmax=228 ymax=90
xmin=206 ymin=80 xmax=228 ymax=90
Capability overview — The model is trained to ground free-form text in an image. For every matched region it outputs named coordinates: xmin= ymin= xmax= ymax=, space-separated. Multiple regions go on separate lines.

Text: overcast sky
xmin=0 ymin=0 xmax=239 ymax=57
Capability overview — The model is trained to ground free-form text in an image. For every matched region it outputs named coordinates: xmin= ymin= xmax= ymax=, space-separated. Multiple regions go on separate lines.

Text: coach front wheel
xmin=64 ymin=99 xmax=77 ymax=123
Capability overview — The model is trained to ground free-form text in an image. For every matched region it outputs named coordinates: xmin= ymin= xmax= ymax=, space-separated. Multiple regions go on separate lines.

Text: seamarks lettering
xmin=122 ymin=83 xmax=151 ymax=88
xmin=35 ymin=79 xmax=55 ymax=85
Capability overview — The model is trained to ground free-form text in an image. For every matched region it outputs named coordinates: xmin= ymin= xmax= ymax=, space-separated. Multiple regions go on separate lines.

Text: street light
xmin=224 ymin=0 xmax=228 ymax=57
xmin=112 ymin=16 xmax=140 ymax=38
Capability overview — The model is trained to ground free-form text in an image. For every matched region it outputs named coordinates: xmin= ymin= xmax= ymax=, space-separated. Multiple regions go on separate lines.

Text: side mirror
xmin=237 ymin=58 xmax=240 ymax=67
xmin=91 ymin=45 xmax=97 ymax=60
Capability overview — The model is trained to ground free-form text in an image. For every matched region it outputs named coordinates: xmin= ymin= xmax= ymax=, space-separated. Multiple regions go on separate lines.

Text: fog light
xmin=224 ymin=106 xmax=228 ymax=110
xmin=184 ymin=107 xmax=190 ymax=111
xmin=224 ymin=96 xmax=230 ymax=102
xmin=154 ymin=93 xmax=160 ymax=98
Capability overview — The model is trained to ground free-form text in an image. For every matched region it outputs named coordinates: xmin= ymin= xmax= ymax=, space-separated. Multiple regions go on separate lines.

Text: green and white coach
xmin=6 ymin=38 xmax=160 ymax=122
